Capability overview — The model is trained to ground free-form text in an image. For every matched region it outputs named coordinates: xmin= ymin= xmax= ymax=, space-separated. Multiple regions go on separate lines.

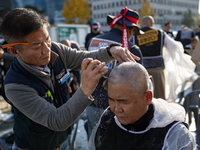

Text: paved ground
xmin=73 ymin=119 xmax=88 ymax=150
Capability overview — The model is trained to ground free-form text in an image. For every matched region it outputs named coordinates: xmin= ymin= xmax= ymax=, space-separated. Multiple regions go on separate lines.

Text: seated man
xmin=87 ymin=62 xmax=196 ymax=150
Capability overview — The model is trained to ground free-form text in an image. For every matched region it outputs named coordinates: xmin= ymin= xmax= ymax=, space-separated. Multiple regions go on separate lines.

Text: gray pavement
xmin=73 ymin=119 xmax=88 ymax=150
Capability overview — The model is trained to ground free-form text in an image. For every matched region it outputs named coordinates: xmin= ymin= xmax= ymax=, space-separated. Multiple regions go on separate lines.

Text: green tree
xmin=181 ymin=9 xmax=195 ymax=28
xmin=62 ymin=0 xmax=90 ymax=24
xmin=138 ymin=0 xmax=155 ymax=23
xmin=195 ymin=14 xmax=200 ymax=28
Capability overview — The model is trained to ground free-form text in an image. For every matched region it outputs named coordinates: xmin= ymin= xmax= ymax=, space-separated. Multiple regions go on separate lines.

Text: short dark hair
xmin=0 ymin=8 xmax=50 ymax=44
xmin=165 ymin=22 xmax=171 ymax=26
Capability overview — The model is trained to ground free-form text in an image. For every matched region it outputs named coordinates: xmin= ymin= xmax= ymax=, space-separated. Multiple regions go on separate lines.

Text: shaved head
xmin=108 ymin=62 xmax=149 ymax=96
xmin=140 ymin=15 xmax=154 ymax=28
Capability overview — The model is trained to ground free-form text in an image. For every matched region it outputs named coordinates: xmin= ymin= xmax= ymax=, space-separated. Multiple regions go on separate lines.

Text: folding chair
xmin=183 ymin=90 xmax=200 ymax=128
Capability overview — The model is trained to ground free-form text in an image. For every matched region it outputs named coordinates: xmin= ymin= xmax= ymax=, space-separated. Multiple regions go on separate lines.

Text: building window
xmin=117 ymin=2 xmax=119 ymax=6
xmin=112 ymin=2 xmax=114 ymax=7
xmin=121 ymin=1 xmax=123 ymax=5
xmin=134 ymin=0 xmax=137 ymax=4
xmin=125 ymin=0 xmax=127 ymax=5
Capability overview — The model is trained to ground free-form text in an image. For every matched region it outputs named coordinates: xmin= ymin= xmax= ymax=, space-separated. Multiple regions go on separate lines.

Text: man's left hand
xmin=110 ymin=46 xmax=140 ymax=63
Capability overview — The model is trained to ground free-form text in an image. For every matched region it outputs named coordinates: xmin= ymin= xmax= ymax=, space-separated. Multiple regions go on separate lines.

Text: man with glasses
xmin=0 ymin=8 xmax=138 ymax=150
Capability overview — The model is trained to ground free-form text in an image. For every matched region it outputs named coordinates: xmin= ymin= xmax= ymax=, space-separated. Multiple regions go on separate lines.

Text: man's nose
xmin=42 ymin=41 xmax=51 ymax=54
xmin=114 ymin=103 xmax=123 ymax=113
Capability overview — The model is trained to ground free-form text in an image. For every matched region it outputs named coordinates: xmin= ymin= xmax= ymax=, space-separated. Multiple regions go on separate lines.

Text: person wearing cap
xmin=0 ymin=8 xmax=139 ymax=150
xmin=87 ymin=62 xmax=196 ymax=150
xmin=85 ymin=7 xmax=143 ymax=139
xmin=85 ymin=22 xmax=103 ymax=50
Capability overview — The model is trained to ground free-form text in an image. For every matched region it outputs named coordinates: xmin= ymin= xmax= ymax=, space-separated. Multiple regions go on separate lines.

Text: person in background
xmin=87 ymin=62 xmax=196 ymax=150
xmin=175 ymin=25 xmax=195 ymax=48
xmin=85 ymin=22 xmax=102 ymax=50
xmin=184 ymin=37 xmax=199 ymax=54
xmin=134 ymin=15 xmax=166 ymax=99
xmin=86 ymin=7 xmax=143 ymax=139
xmin=0 ymin=8 xmax=138 ymax=150
xmin=164 ymin=22 xmax=174 ymax=38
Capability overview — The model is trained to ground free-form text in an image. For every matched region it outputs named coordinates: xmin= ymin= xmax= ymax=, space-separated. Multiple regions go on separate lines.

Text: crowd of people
xmin=0 ymin=6 xmax=199 ymax=150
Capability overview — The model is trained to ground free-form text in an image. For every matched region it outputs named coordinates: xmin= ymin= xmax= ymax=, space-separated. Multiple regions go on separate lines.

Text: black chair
xmin=195 ymin=113 xmax=200 ymax=150
xmin=183 ymin=90 xmax=200 ymax=128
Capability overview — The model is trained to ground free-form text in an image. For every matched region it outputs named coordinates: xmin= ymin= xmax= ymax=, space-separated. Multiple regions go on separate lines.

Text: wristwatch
xmin=106 ymin=43 xmax=121 ymax=58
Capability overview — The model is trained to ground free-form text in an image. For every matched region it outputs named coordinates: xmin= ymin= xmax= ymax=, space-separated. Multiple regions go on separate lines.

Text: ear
xmin=7 ymin=47 xmax=20 ymax=57
xmin=150 ymin=22 xmax=154 ymax=27
xmin=145 ymin=90 xmax=153 ymax=105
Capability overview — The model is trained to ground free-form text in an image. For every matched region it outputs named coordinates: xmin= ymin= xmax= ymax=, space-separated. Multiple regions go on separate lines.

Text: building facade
xmin=4 ymin=0 xmax=65 ymax=24
xmin=89 ymin=0 xmax=199 ymax=30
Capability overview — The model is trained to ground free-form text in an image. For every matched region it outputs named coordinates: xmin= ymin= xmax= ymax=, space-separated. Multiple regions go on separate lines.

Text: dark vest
xmin=4 ymin=44 xmax=71 ymax=150
xmin=135 ymin=27 xmax=165 ymax=68
xmin=95 ymin=108 xmax=180 ymax=150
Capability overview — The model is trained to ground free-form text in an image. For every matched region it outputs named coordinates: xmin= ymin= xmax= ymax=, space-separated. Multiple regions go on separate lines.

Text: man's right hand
xmin=80 ymin=58 xmax=108 ymax=98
